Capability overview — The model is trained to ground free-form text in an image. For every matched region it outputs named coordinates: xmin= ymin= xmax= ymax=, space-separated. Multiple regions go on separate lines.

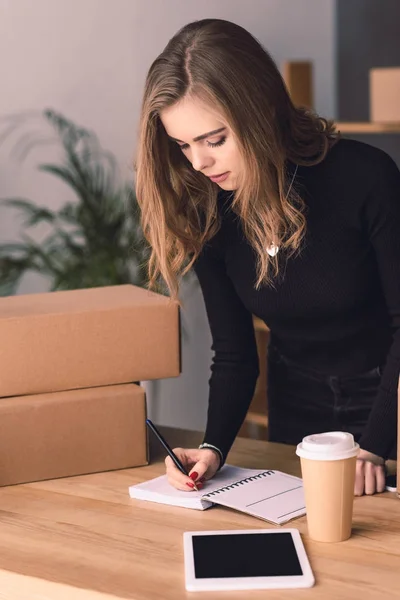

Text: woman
xmin=135 ymin=19 xmax=399 ymax=496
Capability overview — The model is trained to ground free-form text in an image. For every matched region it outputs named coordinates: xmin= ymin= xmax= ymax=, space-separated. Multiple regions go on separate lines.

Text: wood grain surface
xmin=0 ymin=428 xmax=398 ymax=600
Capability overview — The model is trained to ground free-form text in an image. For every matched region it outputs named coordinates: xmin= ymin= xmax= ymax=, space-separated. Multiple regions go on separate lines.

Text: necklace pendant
xmin=266 ymin=243 xmax=279 ymax=257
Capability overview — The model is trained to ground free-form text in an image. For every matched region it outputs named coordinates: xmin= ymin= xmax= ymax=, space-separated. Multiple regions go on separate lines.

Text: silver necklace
xmin=266 ymin=164 xmax=299 ymax=257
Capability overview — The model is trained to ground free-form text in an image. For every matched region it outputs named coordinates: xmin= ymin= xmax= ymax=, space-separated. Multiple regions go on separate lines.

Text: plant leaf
xmin=0 ymin=197 xmax=56 ymax=227
xmin=0 ymin=108 xmax=152 ymax=293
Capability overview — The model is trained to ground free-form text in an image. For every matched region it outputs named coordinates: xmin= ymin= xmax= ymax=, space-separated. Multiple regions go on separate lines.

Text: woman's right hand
xmin=165 ymin=447 xmax=221 ymax=491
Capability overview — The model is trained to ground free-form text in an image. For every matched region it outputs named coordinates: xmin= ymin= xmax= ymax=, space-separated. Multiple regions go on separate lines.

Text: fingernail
xmin=190 ymin=471 xmax=199 ymax=481
xmin=197 ymin=482 xmax=203 ymax=490
xmin=186 ymin=482 xmax=194 ymax=488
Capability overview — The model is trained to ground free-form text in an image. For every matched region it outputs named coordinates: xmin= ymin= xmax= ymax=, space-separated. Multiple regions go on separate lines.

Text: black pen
xmin=145 ymin=419 xmax=199 ymax=491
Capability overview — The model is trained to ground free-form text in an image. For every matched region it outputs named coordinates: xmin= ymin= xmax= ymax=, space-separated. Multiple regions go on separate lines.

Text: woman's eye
xmin=207 ymin=136 xmax=226 ymax=148
xmin=177 ymin=136 xmax=227 ymax=151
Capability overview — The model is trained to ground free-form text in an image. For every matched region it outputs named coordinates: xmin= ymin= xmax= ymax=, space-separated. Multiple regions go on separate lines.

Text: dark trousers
xmin=267 ymin=345 xmax=396 ymax=460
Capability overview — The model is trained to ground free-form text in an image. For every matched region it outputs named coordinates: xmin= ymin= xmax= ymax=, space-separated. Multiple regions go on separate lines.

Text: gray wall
xmin=0 ymin=0 xmax=336 ymax=431
xmin=336 ymin=0 xmax=400 ymax=165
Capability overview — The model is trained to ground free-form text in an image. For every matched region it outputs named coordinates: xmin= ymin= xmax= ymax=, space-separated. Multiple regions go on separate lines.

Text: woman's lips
xmin=209 ymin=172 xmax=230 ymax=183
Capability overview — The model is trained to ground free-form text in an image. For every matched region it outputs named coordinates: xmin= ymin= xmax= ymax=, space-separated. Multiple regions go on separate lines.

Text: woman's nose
xmin=191 ymin=148 xmax=214 ymax=173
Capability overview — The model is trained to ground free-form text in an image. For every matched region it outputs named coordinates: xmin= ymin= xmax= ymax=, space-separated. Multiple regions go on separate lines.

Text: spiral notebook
xmin=129 ymin=465 xmax=306 ymax=525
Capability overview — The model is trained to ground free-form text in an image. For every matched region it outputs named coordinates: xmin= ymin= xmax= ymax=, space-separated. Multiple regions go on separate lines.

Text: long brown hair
xmin=135 ymin=18 xmax=338 ymax=298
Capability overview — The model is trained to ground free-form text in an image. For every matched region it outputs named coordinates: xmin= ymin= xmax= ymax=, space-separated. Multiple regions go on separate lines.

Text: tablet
xmin=183 ymin=528 xmax=315 ymax=592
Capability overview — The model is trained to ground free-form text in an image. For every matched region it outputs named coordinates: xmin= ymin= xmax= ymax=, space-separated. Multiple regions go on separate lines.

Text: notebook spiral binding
xmin=202 ymin=470 xmax=275 ymax=498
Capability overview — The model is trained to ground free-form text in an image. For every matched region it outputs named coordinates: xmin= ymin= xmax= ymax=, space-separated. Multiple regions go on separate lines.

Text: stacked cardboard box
xmin=0 ymin=284 xmax=180 ymax=486
xmin=370 ymin=67 xmax=400 ymax=123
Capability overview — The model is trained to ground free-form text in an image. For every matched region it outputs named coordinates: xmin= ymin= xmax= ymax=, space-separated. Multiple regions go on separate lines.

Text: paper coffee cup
xmin=296 ymin=432 xmax=359 ymax=543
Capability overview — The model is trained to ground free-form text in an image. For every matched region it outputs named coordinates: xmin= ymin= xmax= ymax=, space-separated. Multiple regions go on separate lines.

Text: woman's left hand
xmin=354 ymin=448 xmax=386 ymax=496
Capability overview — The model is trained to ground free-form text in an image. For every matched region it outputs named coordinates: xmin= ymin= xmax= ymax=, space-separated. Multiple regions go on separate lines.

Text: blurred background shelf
xmin=282 ymin=60 xmax=400 ymax=136
xmin=335 ymin=121 xmax=400 ymax=133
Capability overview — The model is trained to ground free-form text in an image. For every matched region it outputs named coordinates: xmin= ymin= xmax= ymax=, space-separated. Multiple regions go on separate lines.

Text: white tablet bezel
xmin=183 ymin=528 xmax=315 ymax=592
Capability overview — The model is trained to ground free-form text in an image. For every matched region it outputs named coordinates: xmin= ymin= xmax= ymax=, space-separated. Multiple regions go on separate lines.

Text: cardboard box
xmin=370 ymin=67 xmax=400 ymax=122
xmin=0 ymin=285 xmax=180 ymax=397
xmin=0 ymin=383 xmax=147 ymax=486
xmin=282 ymin=61 xmax=313 ymax=109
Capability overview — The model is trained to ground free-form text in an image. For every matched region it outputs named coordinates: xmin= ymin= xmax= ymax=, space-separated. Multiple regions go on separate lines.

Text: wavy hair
xmin=135 ymin=18 xmax=338 ymax=298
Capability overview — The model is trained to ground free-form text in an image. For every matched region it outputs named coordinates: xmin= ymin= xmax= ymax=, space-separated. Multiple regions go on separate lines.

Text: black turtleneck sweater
xmin=193 ymin=139 xmax=400 ymax=461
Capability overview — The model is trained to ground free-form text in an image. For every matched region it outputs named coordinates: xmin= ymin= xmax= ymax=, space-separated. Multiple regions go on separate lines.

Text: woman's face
xmin=160 ymin=96 xmax=243 ymax=190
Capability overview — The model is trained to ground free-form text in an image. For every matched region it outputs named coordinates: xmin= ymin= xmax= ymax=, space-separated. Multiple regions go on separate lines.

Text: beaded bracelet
xmin=198 ymin=442 xmax=224 ymax=470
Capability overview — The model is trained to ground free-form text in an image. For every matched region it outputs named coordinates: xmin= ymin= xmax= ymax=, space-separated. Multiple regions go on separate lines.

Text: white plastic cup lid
xmin=296 ymin=431 xmax=360 ymax=461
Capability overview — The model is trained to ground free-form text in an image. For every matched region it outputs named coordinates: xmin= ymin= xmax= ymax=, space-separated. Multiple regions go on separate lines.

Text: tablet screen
xmin=192 ymin=532 xmax=303 ymax=579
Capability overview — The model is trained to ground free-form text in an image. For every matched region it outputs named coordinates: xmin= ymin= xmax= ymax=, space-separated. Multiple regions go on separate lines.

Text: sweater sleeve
xmin=193 ymin=240 xmax=260 ymax=462
xmin=358 ymin=152 xmax=400 ymax=458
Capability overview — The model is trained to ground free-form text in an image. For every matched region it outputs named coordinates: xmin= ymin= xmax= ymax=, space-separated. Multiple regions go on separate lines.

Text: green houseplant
xmin=0 ymin=109 xmax=152 ymax=296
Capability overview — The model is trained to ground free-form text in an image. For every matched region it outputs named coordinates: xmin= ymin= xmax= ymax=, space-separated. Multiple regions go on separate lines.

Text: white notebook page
xmin=203 ymin=471 xmax=306 ymax=524
xmin=129 ymin=465 xmax=266 ymax=510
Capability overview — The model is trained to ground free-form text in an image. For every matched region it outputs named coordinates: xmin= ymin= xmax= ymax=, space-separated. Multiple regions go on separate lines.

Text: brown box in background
xmin=282 ymin=60 xmax=314 ymax=109
xmin=370 ymin=67 xmax=400 ymax=123
xmin=0 ymin=285 xmax=180 ymax=398
xmin=0 ymin=383 xmax=147 ymax=486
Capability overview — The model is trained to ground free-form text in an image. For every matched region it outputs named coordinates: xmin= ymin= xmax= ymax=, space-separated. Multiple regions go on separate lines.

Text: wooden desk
xmin=0 ymin=428 xmax=399 ymax=600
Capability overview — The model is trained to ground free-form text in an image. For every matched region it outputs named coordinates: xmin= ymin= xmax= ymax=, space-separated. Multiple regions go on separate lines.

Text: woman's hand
xmin=354 ymin=448 xmax=386 ymax=496
xmin=165 ymin=448 xmax=221 ymax=491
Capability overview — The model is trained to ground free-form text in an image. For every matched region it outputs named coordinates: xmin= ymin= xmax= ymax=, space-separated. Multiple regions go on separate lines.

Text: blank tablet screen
xmin=192 ymin=532 xmax=303 ymax=579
